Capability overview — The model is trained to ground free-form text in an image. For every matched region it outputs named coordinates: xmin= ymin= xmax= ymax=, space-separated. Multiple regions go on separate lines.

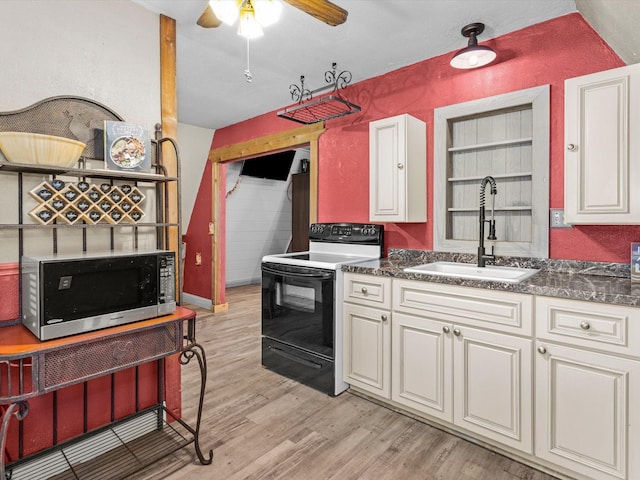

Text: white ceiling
xmin=132 ymin=0 xmax=583 ymax=130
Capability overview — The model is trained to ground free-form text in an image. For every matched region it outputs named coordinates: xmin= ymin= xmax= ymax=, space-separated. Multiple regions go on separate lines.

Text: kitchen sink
xmin=403 ymin=261 xmax=540 ymax=283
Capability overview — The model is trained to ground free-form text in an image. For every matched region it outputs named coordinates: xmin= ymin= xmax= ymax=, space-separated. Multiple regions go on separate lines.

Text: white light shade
xmin=238 ymin=3 xmax=264 ymax=39
xmin=450 ymin=45 xmax=497 ymax=69
xmin=209 ymin=0 xmax=239 ymax=26
xmin=253 ymin=0 xmax=282 ymax=27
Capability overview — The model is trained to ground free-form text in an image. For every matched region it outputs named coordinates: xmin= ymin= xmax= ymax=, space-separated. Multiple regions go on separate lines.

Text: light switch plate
xmin=550 ymin=209 xmax=572 ymax=228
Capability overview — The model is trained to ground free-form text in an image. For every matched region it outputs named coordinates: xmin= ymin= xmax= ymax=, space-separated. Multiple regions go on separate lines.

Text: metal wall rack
xmin=277 ymin=62 xmax=361 ymax=124
xmin=0 ymin=96 xmax=212 ymax=479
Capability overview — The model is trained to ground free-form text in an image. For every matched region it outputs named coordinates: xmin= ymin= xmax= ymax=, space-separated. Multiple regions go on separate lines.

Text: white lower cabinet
xmin=343 ymin=303 xmax=391 ymax=398
xmin=391 ymin=313 xmax=452 ymax=422
xmin=453 ymin=325 xmax=533 ymax=453
xmin=343 ymin=274 xmax=392 ymax=399
xmin=343 ymin=274 xmax=640 ymax=479
xmin=535 ymin=342 xmax=640 ymax=480
xmin=535 ymin=296 xmax=640 ymax=480
xmin=391 ymin=311 xmax=533 ymax=454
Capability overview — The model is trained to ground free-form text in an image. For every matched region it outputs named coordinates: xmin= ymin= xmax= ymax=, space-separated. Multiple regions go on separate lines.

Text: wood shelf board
xmin=448 ymin=137 xmax=533 ymax=153
xmin=0 ymin=306 xmax=194 ymax=356
xmin=0 ymin=162 xmax=177 ymax=182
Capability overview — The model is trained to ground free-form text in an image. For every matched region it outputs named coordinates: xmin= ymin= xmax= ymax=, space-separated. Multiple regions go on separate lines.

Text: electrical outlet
xmin=550 ymin=209 xmax=571 ymax=228
xmin=195 ymin=252 xmax=202 ymax=265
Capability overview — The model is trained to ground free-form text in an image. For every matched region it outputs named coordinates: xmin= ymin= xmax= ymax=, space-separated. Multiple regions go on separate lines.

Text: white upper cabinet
xmin=369 ymin=114 xmax=426 ymax=222
xmin=565 ymin=63 xmax=640 ymax=224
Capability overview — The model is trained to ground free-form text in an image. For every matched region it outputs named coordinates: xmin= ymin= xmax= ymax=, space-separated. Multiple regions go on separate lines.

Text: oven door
xmin=261 ymin=262 xmax=335 ymax=359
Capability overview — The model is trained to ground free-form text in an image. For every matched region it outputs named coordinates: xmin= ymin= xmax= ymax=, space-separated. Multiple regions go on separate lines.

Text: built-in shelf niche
xmin=434 ymin=85 xmax=550 ymax=258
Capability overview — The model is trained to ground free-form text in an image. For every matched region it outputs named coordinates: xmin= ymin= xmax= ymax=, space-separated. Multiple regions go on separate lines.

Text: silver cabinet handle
xmin=361 ymin=287 xmax=368 ymax=294
xmin=567 ymin=143 xmax=577 ymax=151
xmin=537 ymin=346 xmax=547 ymax=354
xmin=381 ymin=314 xmax=388 ymax=322
xmin=397 ymin=163 xmax=404 ymax=169
xmin=442 ymin=326 xmax=450 ymax=334
xmin=453 ymin=328 xmax=461 ymax=337
xmin=580 ymin=321 xmax=591 ymax=330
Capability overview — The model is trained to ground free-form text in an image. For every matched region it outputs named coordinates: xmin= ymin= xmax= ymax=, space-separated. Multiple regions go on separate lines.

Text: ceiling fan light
xmin=253 ymin=0 xmax=282 ymax=27
xmin=209 ymin=0 xmax=239 ymax=26
xmin=238 ymin=3 xmax=264 ymax=39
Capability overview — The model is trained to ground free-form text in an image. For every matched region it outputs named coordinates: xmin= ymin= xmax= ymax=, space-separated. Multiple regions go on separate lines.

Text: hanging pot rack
xmin=277 ymin=63 xmax=361 ymax=124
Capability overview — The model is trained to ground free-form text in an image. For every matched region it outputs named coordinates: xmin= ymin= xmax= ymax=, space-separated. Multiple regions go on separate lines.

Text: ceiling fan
xmin=197 ymin=0 xmax=348 ymax=35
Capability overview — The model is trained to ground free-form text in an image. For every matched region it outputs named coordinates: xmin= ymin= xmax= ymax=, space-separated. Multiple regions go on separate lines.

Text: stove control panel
xmin=309 ymin=223 xmax=384 ymax=246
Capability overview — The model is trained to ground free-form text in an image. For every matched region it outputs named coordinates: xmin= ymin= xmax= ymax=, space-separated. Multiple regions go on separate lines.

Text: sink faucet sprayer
xmin=478 ymin=176 xmax=497 ymax=267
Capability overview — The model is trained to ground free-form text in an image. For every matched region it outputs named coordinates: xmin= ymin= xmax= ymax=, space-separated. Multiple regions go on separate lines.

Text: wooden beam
xmin=159 ymin=15 xmax=180 ymax=298
xmin=209 ymin=123 xmax=325 ymax=163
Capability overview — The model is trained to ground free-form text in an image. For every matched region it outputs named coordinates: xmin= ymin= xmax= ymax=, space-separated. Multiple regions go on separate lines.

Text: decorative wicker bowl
xmin=0 ymin=132 xmax=86 ymax=167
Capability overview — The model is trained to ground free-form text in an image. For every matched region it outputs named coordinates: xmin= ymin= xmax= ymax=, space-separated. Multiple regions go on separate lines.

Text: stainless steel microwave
xmin=22 ymin=250 xmax=176 ymax=340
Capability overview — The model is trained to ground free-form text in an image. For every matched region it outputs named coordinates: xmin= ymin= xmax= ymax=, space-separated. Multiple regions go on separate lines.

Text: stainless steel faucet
xmin=478 ymin=176 xmax=497 ymax=267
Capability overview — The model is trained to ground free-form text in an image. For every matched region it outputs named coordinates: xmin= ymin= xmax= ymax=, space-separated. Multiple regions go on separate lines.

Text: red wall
xmin=183 ymin=13 xmax=638 ymax=304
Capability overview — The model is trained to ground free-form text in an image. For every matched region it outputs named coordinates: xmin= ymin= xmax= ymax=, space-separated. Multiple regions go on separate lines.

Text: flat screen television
xmin=240 ymin=150 xmax=296 ymax=181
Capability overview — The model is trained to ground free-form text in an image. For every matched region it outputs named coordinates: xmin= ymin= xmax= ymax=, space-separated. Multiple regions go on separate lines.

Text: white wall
xmin=0 ymin=0 xmax=161 ymax=263
xmin=225 ymin=148 xmax=309 ymax=287
xmin=176 ymin=123 xmax=214 ymax=234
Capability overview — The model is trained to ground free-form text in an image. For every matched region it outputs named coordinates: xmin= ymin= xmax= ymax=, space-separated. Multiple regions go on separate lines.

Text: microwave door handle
xmin=261 ymin=265 xmax=333 ymax=280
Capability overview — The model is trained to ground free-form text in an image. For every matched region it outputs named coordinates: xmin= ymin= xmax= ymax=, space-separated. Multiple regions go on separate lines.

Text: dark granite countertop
xmin=343 ymin=249 xmax=640 ymax=308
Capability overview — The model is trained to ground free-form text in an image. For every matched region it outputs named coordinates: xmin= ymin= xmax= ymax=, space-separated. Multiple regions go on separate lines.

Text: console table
xmin=0 ymin=306 xmax=212 ymax=479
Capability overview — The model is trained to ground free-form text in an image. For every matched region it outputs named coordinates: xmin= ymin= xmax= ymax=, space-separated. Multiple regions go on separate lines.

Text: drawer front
xmin=536 ymin=296 xmax=640 ymax=357
xmin=39 ymin=322 xmax=182 ymax=392
xmin=393 ymin=279 xmax=532 ymax=335
xmin=344 ymin=273 xmax=392 ymax=309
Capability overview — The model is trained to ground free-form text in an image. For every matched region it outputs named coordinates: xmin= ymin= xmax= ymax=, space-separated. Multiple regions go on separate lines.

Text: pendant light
xmin=450 ymin=23 xmax=496 ymax=69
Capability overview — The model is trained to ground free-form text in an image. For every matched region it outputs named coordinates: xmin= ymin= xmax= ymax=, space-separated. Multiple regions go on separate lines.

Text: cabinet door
xmin=391 ymin=313 xmax=452 ymax=422
xmin=453 ymin=325 xmax=533 ymax=454
xmin=565 ymin=63 xmax=640 ymax=224
xmin=535 ymin=342 xmax=640 ymax=480
xmin=343 ymin=303 xmax=391 ymax=398
xmin=369 ymin=114 xmax=426 ymax=222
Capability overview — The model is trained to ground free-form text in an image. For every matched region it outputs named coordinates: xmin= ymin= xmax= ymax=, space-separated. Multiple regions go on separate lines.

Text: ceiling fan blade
xmin=283 ymin=0 xmax=348 ymax=26
xmin=197 ymin=5 xmax=223 ymax=28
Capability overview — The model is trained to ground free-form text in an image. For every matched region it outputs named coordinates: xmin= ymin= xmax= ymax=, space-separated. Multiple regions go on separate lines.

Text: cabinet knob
xmin=537 ymin=346 xmax=547 ymax=354
xmin=381 ymin=314 xmax=388 ymax=322
xmin=567 ymin=143 xmax=577 ymax=152
xmin=397 ymin=163 xmax=404 ymax=170
xmin=361 ymin=287 xmax=368 ymax=294
xmin=442 ymin=326 xmax=450 ymax=334
xmin=580 ymin=321 xmax=591 ymax=330
xmin=453 ymin=328 xmax=461 ymax=337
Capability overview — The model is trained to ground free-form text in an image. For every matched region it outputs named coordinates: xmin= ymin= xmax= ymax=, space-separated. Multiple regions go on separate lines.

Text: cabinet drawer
xmin=39 ymin=322 xmax=182 ymax=392
xmin=393 ymin=279 xmax=532 ymax=336
xmin=536 ymin=296 xmax=640 ymax=358
xmin=344 ymin=273 xmax=392 ymax=309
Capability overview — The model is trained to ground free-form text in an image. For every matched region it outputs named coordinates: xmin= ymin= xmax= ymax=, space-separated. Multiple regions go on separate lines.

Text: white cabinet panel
xmin=565 ymin=63 xmax=640 ymax=224
xmin=391 ymin=313 xmax=452 ymax=422
xmin=343 ymin=302 xmax=391 ymax=398
xmin=535 ymin=342 xmax=640 ymax=480
xmin=369 ymin=114 xmax=426 ymax=222
xmin=453 ymin=326 xmax=533 ymax=454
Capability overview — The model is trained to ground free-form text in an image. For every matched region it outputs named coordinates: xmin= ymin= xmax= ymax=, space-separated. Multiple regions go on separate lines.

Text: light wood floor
xmin=139 ymin=284 xmax=559 ymax=480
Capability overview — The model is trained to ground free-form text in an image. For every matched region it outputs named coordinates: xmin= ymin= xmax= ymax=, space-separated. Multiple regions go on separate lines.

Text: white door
xmin=391 ymin=313 xmax=453 ymax=422
xmin=565 ymin=62 xmax=640 ymax=224
xmin=535 ymin=342 xmax=640 ymax=480
xmin=370 ymin=116 xmax=405 ymax=221
xmin=453 ymin=325 xmax=533 ymax=454
xmin=343 ymin=303 xmax=391 ymax=398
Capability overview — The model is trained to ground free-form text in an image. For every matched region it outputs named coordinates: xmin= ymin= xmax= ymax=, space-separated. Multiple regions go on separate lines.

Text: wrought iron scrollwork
xmin=1 ymin=401 xmax=29 ymax=480
xmin=288 ymin=62 xmax=354 ymax=104
xmin=180 ymin=340 xmax=213 ymax=466
xmin=289 ymin=75 xmax=313 ymax=103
